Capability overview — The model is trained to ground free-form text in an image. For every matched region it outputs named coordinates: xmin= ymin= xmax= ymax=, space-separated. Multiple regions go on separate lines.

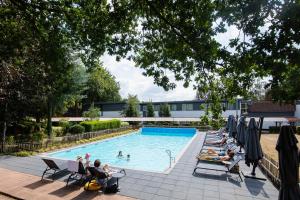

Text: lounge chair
xmin=41 ymin=158 xmax=67 ymax=180
xmin=193 ymin=155 xmax=243 ymax=182
xmin=66 ymin=160 xmax=87 ymax=186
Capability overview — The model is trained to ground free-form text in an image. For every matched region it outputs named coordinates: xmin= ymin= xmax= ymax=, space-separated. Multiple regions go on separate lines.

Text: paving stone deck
xmin=0 ymin=132 xmax=279 ymax=200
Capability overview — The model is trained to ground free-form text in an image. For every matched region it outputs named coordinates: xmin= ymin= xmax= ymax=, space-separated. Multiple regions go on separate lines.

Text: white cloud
xmin=101 ymin=54 xmax=195 ymax=102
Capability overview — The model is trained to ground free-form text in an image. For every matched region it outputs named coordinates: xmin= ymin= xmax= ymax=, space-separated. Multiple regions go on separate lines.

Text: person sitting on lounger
xmin=103 ymin=164 xmax=118 ymax=176
xmin=197 ymin=150 xmax=234 ymax=162
xmin=94 ymin=159 xmax=117 ymax=186
xmin=205 ymin=135 xmax=227 ymax=145
xmin=205 ymin=148 xmax=234 ymax=157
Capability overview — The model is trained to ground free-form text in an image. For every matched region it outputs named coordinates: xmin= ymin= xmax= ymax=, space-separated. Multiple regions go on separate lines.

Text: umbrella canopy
xmin=276 ymin=126 xmax=300 ymax=200
xmin=245 ymin=118 xmax=263 ymax=167
xmin=237 ymin=116 xmax=247 ymax=147
xmin=228 ymin=115 xmax=237 ymax=138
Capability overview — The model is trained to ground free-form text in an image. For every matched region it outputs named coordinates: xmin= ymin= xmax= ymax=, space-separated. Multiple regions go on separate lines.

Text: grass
xmin=260 ymin=133 xmax=300 ymax=162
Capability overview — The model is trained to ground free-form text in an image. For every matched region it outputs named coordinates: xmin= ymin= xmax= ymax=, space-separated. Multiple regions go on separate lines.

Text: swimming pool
xmin=45 ymin=127 xmax=197 ymax=172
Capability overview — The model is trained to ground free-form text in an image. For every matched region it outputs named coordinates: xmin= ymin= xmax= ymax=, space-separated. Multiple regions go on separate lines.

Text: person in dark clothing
xmin=94 ymin=159 xmax=117 ymax=187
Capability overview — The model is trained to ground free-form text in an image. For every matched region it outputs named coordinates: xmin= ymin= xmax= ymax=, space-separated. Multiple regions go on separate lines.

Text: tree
xmin=83 ymin=103 xmax=101 ymax=119
xmin=85 ymin=64 xmax=121 ymax=104
xmin=121 ymin=1 xmax=300 ymax=102
xmin=159 ymin=104 xmax=171 ymax=117
xmin=123 ymin=94 xmax=140 ymax=117
xmin=146 ymin=102 xmax=155 ymax=117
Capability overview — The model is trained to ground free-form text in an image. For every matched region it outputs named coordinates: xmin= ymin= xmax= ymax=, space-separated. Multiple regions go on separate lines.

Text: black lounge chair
xmin=41 ymin=158 xmax=67 ymax=180
xmin=66 ymin=161 xmax=87 ymax=186
xmin=193 ymin=155 xmax=243 ymax=181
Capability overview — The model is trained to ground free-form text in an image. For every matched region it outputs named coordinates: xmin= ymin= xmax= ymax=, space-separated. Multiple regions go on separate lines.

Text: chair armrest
xmin=222 ymin=161 xmax=231 ymax=165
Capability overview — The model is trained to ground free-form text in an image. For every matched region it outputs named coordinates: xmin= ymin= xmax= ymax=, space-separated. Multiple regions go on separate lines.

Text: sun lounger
xmin=41 ymin=158 xmax=67 ymax=180
xmin=193 ymin=155 xmax=243 ymax=181
xmin=66 ymin=160 xmax=87 ymax=186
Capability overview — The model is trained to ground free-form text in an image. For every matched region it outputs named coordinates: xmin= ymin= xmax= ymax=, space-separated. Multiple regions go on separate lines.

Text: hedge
xmin=80 ymin=119 xmax=121 ymax=132
xmin=69 ymin=124 xmax=85 ymax=134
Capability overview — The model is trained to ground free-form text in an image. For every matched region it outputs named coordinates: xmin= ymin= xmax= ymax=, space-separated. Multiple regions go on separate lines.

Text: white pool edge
xmin=163 ymin=130 xmax=201 ymax=174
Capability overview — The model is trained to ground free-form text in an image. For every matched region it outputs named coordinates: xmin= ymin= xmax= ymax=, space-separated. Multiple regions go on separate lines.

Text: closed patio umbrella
xmin=276 ymin=126 xmax=300 ymax=200
xmin=244 ymin=118 xmax=264 ymax=178
xmin=226 ymin=115 xmax=233 ymax=132
xmin=228 ymin=115 xmax=237 ymax=138
xmin=237 ymin=116 xmax=247 ymax=151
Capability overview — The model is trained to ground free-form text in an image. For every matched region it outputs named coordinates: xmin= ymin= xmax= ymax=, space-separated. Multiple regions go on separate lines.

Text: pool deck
xmin=0 ymin=132 xmax=279 ymax=200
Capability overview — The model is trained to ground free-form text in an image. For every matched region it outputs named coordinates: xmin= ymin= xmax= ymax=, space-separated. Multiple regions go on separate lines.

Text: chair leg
xmin=66 ymin=173 xmax=74 ymax=186
xmin=238 ymin=173 xmax=243 ymax=182
xmin=41 ymin=167 xmax=49 ymax=180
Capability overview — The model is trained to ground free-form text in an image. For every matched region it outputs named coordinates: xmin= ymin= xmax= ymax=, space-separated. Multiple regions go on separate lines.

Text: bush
xmin=121 ymin=122 xmax=129 ymax=127
xmin=14 ymin=151 xmax=33 ymax=157
xmin=69 ymin=124 xmax=85 ymax=134
xmin=295 ymin=126 xmax=300 ymax=135
xmin=80 ymin=119 xmax=121 ymax=132
xmin=6 ymin=136 xmax=15 ymax=145
xmin=269 ymin=126 xmax=280 ymax=133
xmin=58 ymin=119 xmax=70 ymax=133
xmin=32 ymin=132 xmax=45 ymax=142
xmin=52 ymin=126 xmax=64 ymax=137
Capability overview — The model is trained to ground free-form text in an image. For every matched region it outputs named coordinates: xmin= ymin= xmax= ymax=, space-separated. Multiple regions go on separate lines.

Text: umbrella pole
xmin=242 ymin=161 xmax=266 ymax=181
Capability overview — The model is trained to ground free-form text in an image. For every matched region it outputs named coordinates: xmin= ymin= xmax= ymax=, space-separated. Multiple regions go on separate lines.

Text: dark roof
xmin=248 ymin=101 xmax=295 ymax=113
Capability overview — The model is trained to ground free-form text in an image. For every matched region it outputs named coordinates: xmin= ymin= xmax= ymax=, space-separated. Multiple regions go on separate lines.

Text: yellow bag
xmin=84 ymin=179 xmax=101 ymax=191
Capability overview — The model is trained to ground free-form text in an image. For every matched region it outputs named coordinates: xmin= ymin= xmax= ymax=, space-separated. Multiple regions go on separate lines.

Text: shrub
xmin=32 ymin=132 xmax=45 ymax=142
xmin=269 ymin=126 xmax=280 ymax=133
xmin=15 ymin=151 xmax=33 ymax=157
xmin=80 ymin=119 xmax=121 ymax=132
xmin=52 ymin=126 xmax=64 ymax=137
xmin=69 ymin=124 xmax=85 ymax=134
xmin=296 ymin=126 xmax=300 ymax=135
xmin=121 ymin=122 xmax=129 ymax=127
xmin=6 ymin=136 xmax=15 ymax=145
xmin=58 ymin=119 xmax=70 ymax=133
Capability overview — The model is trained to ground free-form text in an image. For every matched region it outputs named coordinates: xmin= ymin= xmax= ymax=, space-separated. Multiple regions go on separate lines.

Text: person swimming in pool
xmin=127 ymin=154 xmax=130 ymax=161
xmin=117 ymin=151 xmax=123 ymax=158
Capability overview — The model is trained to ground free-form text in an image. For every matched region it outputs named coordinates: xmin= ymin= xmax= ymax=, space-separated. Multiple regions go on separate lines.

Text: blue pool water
xmin=46 ymin=127 xmax=196 ymax=172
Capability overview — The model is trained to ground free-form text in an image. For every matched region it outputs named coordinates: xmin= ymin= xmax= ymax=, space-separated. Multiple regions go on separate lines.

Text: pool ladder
xmin=166 ymin=150 xmax=175 ymax=168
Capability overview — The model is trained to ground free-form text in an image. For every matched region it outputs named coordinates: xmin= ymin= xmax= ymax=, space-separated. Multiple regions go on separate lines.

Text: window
xmin=171 ymin=104 xmax=177 ymax=111
xmin=182 ymin=104 xmax=193 ymax=111
xmin=154 ymin=105 xmax=160 ymax=111
xmin=241 ymin=103 xmax=248 ymax=114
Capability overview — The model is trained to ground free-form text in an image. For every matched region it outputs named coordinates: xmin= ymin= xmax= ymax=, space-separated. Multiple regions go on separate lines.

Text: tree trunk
xmin=1 ymin=103 xmax=8 ymax=153
xmin=46 ymin=99 xmax=53 ymax=138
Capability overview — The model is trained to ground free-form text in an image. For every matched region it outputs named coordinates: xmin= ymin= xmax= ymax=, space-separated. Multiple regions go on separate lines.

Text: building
xmin=75 ymin=99 xmax=299 ymax=119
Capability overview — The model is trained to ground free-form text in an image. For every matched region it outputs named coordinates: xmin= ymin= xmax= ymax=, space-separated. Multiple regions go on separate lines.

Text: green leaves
xmin=84 ymin=63 xmax=121 ymax=103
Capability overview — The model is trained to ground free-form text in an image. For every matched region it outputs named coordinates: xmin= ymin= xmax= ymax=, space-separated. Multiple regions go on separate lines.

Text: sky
xmin=101 ymin=25 xmax=240 ymax=102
